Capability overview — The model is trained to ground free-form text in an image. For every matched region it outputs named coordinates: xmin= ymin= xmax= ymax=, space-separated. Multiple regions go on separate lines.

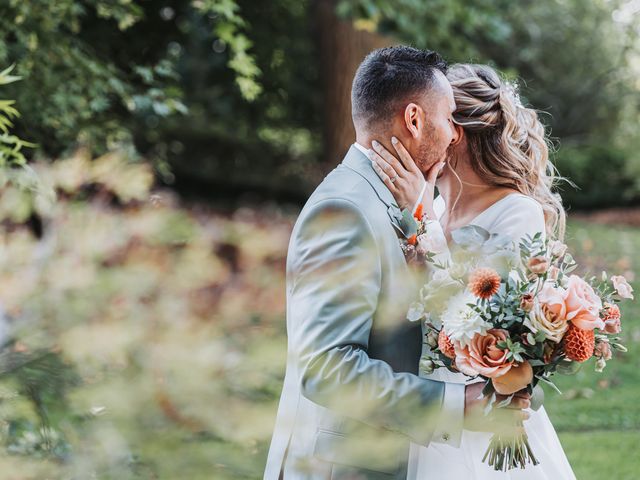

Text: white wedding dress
xmin=410 ymin=193 xmax=576 ymax=480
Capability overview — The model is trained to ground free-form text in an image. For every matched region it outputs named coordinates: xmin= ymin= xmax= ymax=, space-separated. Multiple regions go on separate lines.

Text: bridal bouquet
xmin=407 ymin=226 xmax=633 ymax=471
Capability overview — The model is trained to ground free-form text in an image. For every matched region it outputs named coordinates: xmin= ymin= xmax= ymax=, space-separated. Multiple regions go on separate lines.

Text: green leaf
xmin=398 ymin=208 xmax=419 ymax=238
xmin=536 ymin=375 xmax=563 ymax=394
xmin=451 ymin=225 xmax=490 ymax=247
xmin=495 ymin=394 xmax=514 ymax=408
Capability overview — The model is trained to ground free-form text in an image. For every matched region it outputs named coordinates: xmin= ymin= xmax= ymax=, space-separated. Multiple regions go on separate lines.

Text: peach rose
xmin=564 ymin=275 xmax=604 ymax=330
xmin=528 ymin=301 xmax=569 ymax=344
xmin=454 ymin=329 xmax=514 ymax=378
xmin=525 ymin=282 xmax=570 ymax=342
xmin=611 ymin=275 xmax=634 ymax=299
xmin=539 ymin=282 xmax=567 ymax=320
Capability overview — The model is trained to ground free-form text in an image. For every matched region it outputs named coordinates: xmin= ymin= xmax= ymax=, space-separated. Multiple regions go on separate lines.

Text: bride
xmin=368 ymin=63 xmax=576 ymax=479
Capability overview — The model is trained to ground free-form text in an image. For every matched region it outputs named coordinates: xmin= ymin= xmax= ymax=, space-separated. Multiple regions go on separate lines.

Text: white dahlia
xmin=441 ymin=290 xmax=491 ymax=348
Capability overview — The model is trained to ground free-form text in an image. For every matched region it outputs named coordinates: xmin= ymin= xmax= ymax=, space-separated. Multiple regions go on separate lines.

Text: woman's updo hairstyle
xmin=447 ymin=64 xmax=566 ymax=240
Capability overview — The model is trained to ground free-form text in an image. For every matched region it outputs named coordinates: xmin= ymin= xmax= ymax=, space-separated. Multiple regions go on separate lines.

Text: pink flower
xmin=604 ymin=317 xmax=621 ymax=334
xmin=549 ymin=240 xmax=568 ymax=257
xmin=602 ymin=303 xmax=622 ymax=334
xmin=611 ymin=275 xmax=634 ymax=299
xmin=520 ymin=293 xmax=534 ymax=312
xmin=563 ymin=275 xmax=604 ymax=330
xmin=594 ymin=338 xmax=612 ymax=361
xmin=528 ymin=256 xmax=549 ymax=275
xmin=454 ymin=329 xmax=514 ymax=378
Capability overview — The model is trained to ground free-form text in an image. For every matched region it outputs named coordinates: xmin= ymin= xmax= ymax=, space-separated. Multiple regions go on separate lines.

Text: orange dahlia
xmin=563 ymin=324 xmax=595 ymax=362
xmin=468 ymin=267 xmax=501 ymax=299
xmin=407 ymin=234 xmax=417 ymax=246
xmin=438 ymin=330 xmax=456 ymax=359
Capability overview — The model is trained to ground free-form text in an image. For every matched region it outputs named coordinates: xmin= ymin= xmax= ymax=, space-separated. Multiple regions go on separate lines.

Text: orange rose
xmin=492 ymin=361 xmax=533 ymax=395
xmin=563 ymin=275 xmax=604 ymax=331
xmin=454 ymin=329 xmax=514 ymax=378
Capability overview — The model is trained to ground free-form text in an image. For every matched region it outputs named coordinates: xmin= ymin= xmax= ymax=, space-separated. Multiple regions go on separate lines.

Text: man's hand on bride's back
xmin=368 ymin=137 xmax=444 ymax=219
xmin=463 ymin=382 xmax=531 ymax=433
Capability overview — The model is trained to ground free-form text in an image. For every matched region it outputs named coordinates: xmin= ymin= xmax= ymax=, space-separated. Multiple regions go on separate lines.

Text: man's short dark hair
xmin=351 ymin=46 xmax=447 ymax=130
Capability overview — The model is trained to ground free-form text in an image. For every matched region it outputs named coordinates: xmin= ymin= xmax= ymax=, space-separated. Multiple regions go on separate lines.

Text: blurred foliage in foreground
xmin=0 ymin=152 xmax=291 ymax=478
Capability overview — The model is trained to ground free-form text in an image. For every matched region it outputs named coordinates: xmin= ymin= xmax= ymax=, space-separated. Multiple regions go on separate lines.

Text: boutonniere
xmin=398 ymin=203 xmax=434 ymax=265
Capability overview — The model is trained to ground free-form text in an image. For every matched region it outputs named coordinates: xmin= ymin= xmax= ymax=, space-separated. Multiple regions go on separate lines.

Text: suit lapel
xmin=342 ymin=146 xmax=404 ymax=233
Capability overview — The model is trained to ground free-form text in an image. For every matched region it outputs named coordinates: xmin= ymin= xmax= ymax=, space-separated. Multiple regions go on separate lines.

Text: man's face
xmin=414 ymin=72 xmax=457 ymax=174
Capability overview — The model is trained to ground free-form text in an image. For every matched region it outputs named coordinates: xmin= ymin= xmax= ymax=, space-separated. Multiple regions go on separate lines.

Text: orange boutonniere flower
xmin=413 ymin=203 xmax=424 ymax=221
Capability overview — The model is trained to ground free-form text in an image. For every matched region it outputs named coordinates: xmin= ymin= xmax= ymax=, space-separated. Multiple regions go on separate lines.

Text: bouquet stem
xmin=482 ymin=419 xmax=539 ymax=471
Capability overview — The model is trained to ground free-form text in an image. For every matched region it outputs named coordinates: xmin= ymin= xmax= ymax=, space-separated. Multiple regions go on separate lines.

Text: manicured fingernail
xmin=371 ymin=140 xmax=380 ymax=149
xmin=391 ymin=136 xmax=398 ymax=144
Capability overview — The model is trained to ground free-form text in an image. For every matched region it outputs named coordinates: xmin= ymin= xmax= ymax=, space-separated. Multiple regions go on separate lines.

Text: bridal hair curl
xmin=447 ymin=64 xmax=566 ymax=240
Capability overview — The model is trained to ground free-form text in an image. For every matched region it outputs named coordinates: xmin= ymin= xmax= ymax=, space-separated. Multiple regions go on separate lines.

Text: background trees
xmin=2 ymin=0 xmax=639 ymax=208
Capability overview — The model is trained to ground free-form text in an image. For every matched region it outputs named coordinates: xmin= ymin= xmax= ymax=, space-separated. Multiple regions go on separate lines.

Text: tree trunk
xmin=315 ymin=0 xmax=395 ymax=171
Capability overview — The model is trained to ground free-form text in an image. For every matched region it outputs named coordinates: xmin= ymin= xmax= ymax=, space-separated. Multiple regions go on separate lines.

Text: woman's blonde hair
xmin=446 ymin=64 xmax=566 ymax=240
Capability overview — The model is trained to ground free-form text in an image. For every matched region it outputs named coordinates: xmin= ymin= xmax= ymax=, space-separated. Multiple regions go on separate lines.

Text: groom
xmin=265 ymin=46 xmax=531 ymax=480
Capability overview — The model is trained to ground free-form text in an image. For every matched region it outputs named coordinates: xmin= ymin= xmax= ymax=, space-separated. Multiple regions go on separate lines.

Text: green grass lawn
xmin=543 ymin=220 xmax=640 ymax=479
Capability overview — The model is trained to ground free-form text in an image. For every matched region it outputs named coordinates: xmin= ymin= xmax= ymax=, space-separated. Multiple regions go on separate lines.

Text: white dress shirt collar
xmin=353 ymin=142 xmax=370 ymax=157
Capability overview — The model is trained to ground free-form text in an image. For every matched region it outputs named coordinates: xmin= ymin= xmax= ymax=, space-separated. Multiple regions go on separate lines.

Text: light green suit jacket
xmin=264 ymin=146 xmax=463 ymax=480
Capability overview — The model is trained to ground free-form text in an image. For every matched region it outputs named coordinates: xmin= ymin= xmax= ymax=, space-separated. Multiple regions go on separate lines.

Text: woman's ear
xmin=451 ymin=123 xmax=464 ymax=146
xmin=403 ymin=103 xmax=423 ymax=139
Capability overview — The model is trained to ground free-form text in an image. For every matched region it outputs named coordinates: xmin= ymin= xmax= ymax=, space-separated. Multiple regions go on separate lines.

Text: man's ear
xmin=403 ymin=103 xmax=424 ymax=139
